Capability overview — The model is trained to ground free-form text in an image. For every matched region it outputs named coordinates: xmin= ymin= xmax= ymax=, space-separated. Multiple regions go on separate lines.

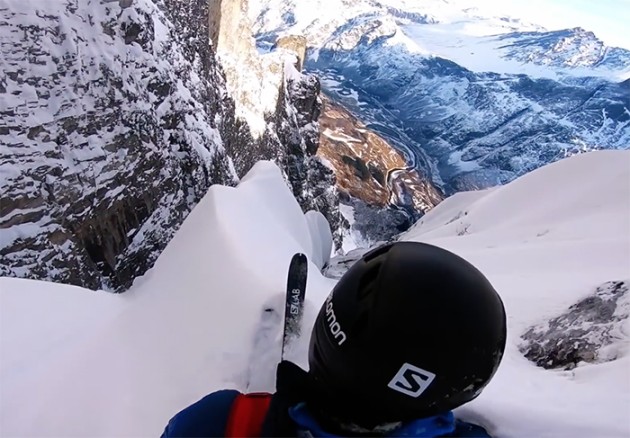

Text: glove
xmin=260 ymin=360 xmax=314 ymax=437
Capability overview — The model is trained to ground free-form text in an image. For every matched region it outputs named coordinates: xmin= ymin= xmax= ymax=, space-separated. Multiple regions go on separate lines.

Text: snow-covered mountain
xmin=251 ymin=0 xmax=630 ymax=77
xmin=0 ymin=0 xmax=344 ymax=291
xmin=250 ymin=0 xmax=543 ymax=49
xmin=492 ymin=28 xmax=630 ymax=71
xmin=250 ymin=0 xmax=630 ymax=194
xmin=1 ymin=151 xmax=629 ymax=437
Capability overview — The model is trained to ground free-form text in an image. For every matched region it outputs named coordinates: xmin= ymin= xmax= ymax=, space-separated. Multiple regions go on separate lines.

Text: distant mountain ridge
xmin=493 ymin=27 xmax=630 ymax=71
xmin=250 ymin=0 xmax=630 ymax=195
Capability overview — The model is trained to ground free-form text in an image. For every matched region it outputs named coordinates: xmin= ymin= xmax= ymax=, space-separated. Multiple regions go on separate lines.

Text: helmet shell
xmin=308 ymin=242 xmax=506 ymax=426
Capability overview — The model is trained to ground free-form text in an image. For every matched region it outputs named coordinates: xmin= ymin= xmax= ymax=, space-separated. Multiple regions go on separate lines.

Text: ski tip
xmin=291 ymin=253 xmax=307 ymax=263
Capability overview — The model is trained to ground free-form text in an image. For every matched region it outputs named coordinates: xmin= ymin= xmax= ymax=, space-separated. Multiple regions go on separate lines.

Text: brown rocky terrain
xmin=318 ymin=96 xmax=443 ymax=213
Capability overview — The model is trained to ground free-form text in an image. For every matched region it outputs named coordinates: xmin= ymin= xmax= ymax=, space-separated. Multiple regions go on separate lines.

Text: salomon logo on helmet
xmin=387 ymin=363 xmax=436 ymax=398
xmin=325 ymin=294 xmax=347 ymax=345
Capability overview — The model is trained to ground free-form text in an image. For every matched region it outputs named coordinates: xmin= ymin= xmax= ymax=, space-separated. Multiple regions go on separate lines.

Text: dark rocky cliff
xmin=0 ymin=0 xmax=343 ymax=291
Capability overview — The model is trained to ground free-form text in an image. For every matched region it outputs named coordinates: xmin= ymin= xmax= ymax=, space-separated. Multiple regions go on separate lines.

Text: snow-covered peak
xmin=397 ymin=22 xmax=630 ymax=79
xmin=250 ymin=0 xmax=541 ymax=43
xmin=250 ymin=0 xmax=541 ymax=42
xmin=249 ymin=0 xmax=629 ymax=79
xmin=495 ymin=27 xmax=630 ymax=71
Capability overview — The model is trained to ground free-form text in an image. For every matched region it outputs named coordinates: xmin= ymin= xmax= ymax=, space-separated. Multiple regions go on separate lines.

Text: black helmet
xmin=308 ymin=241 xmax=506 ymax=427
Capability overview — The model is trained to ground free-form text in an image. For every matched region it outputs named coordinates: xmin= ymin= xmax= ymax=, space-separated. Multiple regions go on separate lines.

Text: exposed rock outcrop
xmin=208 ymin=0 xmax=284 ymax=138
xmin=272 ymin=73 xmax=346 ymax=251
xmin=274 ymin=35 xmax=308 ymax=71
xmin=520 ymin=280 xmax=630 ymax=369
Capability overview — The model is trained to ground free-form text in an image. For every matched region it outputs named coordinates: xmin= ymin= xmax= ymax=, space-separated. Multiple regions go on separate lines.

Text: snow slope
xmin=2 ymin=152 xmax=630 ymax=436
xmin=404 ymin=150 xmax=630 ymax=437
xmin=0 ymin=162 xmax=336 ymax=437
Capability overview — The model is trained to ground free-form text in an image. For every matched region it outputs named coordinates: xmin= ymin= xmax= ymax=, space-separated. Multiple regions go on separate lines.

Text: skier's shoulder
xmin=451 ymin=419 xmax=493 ymax=438
xmin=161 ymin=389 xmax=240 ymax=438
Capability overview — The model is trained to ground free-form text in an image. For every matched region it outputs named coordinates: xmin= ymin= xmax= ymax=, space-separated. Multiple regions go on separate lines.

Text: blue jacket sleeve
xmin=453 ymin=419 xmax=492 ymax=437
xmin=161 ymin=389 xmax=240 ymax=438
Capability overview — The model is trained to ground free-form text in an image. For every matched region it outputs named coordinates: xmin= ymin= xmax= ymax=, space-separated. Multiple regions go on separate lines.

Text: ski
xmin=281 ymin=253 xmax=308 ymax=361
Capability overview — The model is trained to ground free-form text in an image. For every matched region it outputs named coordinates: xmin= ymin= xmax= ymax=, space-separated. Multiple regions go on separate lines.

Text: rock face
xmin=274 ymin=35 xmax=308 ymax=71
xmin=1 ymin=0 xmax=236 ymax=290
xmin=318 ymin=96 xmax=442 ymax=243
xmin=520 ymin=280 xmax=630 ymax=370
xmin=276 ymin=76 xmax=347 ymax=251
xmin=208 ymin=0 xmax=284 ymax=138
xmin=208 ymin=0 xmax=346 ymax=250
xmin=0 ymin=0 xmax=343 ymax=291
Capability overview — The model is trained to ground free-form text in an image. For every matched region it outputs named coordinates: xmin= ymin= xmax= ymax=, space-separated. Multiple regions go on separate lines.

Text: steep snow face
xmin=0 ymin=161 xmax=336 ymax=437
xmin=1 ymin=152 xmax=629 ymax=437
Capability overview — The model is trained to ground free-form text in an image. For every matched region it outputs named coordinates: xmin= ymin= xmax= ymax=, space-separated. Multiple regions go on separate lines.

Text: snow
xmin=0 ymin=161 xmax=336 ymax=437
xmin=401 ymin=23 xmax=629 ymax=80
xmin=305 ymin=210 xmax=334 ymax=270
xmin=2 ymin=152 xmax=630 ymax=436
xmin=404 ymin=150 xmax=630 ymax=437
xmin=448 ymin=150 xmax=483 ymax=173
xmin=251 ymin=0 xmax=630 ymax=80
